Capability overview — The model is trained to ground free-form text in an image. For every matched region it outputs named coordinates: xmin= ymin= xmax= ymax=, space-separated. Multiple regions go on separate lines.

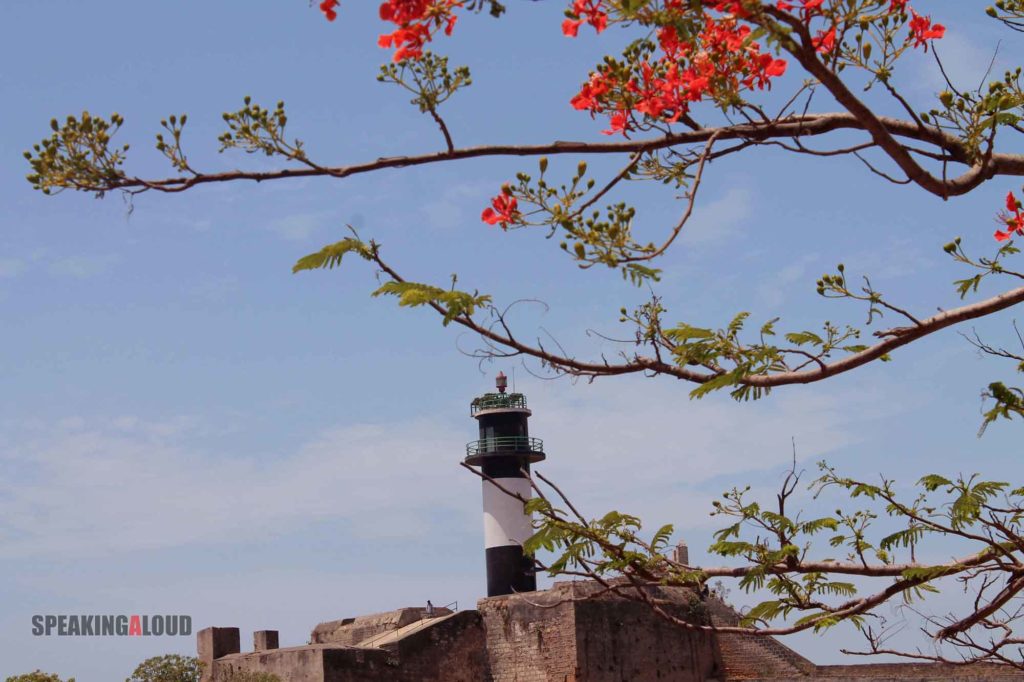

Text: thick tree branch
xmin=367 ymin=237 xmax=1024 ymax=389
xmin=90 ymin=113 xmax=1024 ymax=196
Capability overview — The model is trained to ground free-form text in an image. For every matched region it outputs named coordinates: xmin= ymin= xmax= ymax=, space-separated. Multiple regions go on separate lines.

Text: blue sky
xmin=1 ymin=2 xmax=1022 ymax=679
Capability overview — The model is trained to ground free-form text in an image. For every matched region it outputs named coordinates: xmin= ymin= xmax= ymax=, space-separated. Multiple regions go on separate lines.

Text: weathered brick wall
xmin=390 ymin=611 xmax=491 ymax=682
xmin=705 ymin=597 xmax=814 ymax=680
xmin=320 ymin=647 xmax=404 ymax=681
xmin=704 ymin=596 xmax=1024 ymax=681
xmin=215 ymin=614 xmax=490 ymax=682
xmin=312 ymin=607 xmax=448 ymax=646
xmin=204 ymin=586 xmax=1024 ymax=682
xmin=479 ymin=590 xmax=579 ymax=681
xmin=813 ymin=662 xmax=1024 ymax=680
xmin=479 ymin=581 xmax=721 ymax=682
xmin=571 ymin=584 xmax=720 ymax=682
xmin=214 ymin=645 xmax=336 ymax=682
xmin=217 ymin=644 xmax=428 ymax=682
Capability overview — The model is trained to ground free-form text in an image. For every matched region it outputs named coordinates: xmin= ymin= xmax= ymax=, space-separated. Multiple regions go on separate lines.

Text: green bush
xmin=125 ymin=655 xmax=201 ymax=682
xmin=6 ymin=673 xmax=74 ymax=682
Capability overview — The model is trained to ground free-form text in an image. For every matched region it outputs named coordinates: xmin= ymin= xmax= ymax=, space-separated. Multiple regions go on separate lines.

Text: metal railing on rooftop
xmin=470 ymin=392 xmax=528 ymax=415
xmin=465 ymin=436 xmax=543 ymax=459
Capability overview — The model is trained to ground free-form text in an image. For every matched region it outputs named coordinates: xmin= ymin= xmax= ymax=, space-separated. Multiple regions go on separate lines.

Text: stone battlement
xmin=198 ymin=582 xmax=1024 ymax=681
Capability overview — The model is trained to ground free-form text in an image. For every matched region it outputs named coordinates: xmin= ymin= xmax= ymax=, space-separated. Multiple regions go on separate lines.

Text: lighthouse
xmin=466 ymin=372 xmax=545 ymax=596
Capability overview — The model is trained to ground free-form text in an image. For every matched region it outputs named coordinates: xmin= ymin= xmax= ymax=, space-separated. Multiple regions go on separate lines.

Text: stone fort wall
xmin=198 ymin=581 xmax=1024 ymax=681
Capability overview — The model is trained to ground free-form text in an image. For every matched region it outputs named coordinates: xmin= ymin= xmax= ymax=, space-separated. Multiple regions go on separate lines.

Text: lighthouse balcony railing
xmin=470 ymin=393 xmax=528 ymax=415
xmin=465 ymin=436 xmax=543 ymax=458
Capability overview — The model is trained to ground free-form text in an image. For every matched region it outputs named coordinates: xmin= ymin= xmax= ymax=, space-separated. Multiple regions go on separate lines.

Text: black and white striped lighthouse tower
xmin=465 ymin=372 xmax=546 ymax=597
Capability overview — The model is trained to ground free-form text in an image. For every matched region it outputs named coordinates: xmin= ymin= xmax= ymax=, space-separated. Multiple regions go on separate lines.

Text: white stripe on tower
xmin=482 ymin=478 xmax=533 ymax=548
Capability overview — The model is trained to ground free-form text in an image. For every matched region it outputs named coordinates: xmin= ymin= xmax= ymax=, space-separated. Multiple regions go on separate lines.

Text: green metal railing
xmin=470 ymin=392 xmax=528 ymax=415
xmin=465 ymin=436 xmax=544 ymax=458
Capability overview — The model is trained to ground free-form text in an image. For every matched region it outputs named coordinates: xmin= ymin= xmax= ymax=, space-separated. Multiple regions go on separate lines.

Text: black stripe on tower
xmin=485 ymin=544 xmax=537 ymax=596
xmin=480 ymin=455 xmax=530 ymax=480
xmin=481 ymin=455 xmax=536 ymax=597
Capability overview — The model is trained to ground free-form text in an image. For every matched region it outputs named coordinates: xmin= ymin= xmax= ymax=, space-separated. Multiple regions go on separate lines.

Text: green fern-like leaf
xmin=372 ymin=281 xmax=492 ymax=326
xmin=917 ymin=474 xmax=953 ymax=491
xmin=292 ymin=238 xmax=372 ymax=273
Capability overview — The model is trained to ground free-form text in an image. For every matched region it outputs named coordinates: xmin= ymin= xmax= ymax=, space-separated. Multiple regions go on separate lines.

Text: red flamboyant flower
xmin=711 ymin=0 xmax=752 ymax=17
xmin=562 ymin=18 xmax=583 ymax=37
xmin=317 ymin=0 xmax=460 ymax=60
xmin=562 ymin=0 xmax=608 ymax=37
xmin=996 ymin=191 xmax=1024 ymax=242
xmin=570 ymin=72 xmax=613 ymax=110
xmin=761 ymin=54 xmax=788 ymax=77
xmin=603 ymin=111 xmax=630 ymax=135
xmin=569 ymin=6 xmax=790 ymax=136
xmin=320 ymin=0 xmax=340 ymax=22
xmin=375 ymin=0 xmax=463 ymax=60
xmin=813 ymin=25 xmax=836 ymax=53
xmin=481 ymin=192 xmax=520 ymax=229
xmin=908 ymin=10 xmax=945 ymax=50
xmin=790 ymin=0 xmax=826 ymax=22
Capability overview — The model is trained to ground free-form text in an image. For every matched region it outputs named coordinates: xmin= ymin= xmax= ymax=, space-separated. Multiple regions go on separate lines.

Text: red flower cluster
xmin=481 ymin=191 xmax=520 ymax=229
xmin=319 ymin=0 xmax=339 ymax=22
xmin=378 ymin=0 xmax=460 ymax=61
xmin=908 ymin=9 xmax=945 ymax=49
xmin=776 ymin=0 xmax=942 ymax=55
xmin=319 ymin=0 xmax=460 ymax=61
xmin=775 ymin=0 xmax=824 ymax=17
xmin=562 ymin=0 xmax=608 ymax=37
xmin=568 ymin=6 xmax=787 ymax=135
xmin=996 ymin=191 xmax=1024 ymax=242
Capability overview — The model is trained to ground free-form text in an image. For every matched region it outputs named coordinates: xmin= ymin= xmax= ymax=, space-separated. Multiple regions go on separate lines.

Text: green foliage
xmin=6 ymin=672 xmax=74 ymax=682
xmin=981 ymin=381 xmax=1024 ymax=433
xmin=125 ymin=655 xmax=201 ymax=682
xmin=24 ymin=111 xmax=129 ymax=196
xmin=294 ymin=238 xmax=491 ymax=326
xmin=495 ymin=158 xmax=670 ymax=285
xmin=945 ymin=237 xmax=1021 ymax=299
xmin=922 ymin=69 xmax=1024 ymax=160
xmin=817 ymin=263 xmax=903 ymax=326
xmin=519 ymin=459 xmax=1024 ymax=639
xmin=156 ymin=114 xmax=193 ymax=173
xmin=292 ymin=237 xmax=374 ymax=272
xmin=218 ymin=97 xmax=307 ymax=161
xmin=523 ymin=501 xmax=686 ymax=580
xmin=649 ymin=305 xmax=860 ymax=402
xmin=372 ymin=280 xmax=492 ymax=326
xmin=378 ymin=52 xmax=471 ymax=115
xmin=988 ymin=0 xmax=1024 ymax=32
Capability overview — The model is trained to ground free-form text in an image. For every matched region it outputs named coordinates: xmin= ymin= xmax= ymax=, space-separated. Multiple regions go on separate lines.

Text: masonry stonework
xmin=198 ymin=580 xmax=1024 ymax=681
xmin=478 ymin=582 xmax=720 ymax=682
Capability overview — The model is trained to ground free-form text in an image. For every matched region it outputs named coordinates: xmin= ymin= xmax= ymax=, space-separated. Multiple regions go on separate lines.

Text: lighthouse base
xmin=485 ymin=545 xmax=536 ymax=597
